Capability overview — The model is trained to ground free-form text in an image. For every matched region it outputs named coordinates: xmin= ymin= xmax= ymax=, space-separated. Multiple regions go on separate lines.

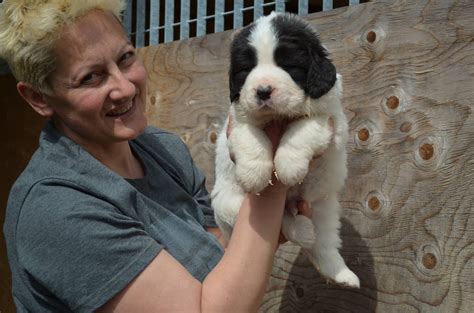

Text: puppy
xmin=211 ymin=12 xmax=359 ymax=288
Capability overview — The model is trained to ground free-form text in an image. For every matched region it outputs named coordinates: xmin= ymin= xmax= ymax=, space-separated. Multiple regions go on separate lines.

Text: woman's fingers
xmin=226 ymin=115 xmax=234 ymax=139
xmin=284 ymin=199 xmax=313 ymax=218
xmin=297 ymin=200 xmax=312 ymax=218
xmin=264 ymin=120 xmax=285 ymax=155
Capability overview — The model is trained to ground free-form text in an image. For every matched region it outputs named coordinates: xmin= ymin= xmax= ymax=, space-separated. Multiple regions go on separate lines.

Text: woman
xmin=1 ymin=1 xmax=312 ymax=312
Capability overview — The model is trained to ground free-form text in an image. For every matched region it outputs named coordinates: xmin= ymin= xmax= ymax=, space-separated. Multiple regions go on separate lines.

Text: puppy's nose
xmin=256 ymin=85 xmax=273 ymax=101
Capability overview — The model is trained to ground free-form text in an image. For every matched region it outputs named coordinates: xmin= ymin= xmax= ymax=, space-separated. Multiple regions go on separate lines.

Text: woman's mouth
xmin=107 ymin=101 xmax=134 ymax=117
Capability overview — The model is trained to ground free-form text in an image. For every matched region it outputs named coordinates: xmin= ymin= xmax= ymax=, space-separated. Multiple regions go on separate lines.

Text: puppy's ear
xmin=228 ymin=67 xmax=237 ymax=102
xmin=306 ymin=48 xmax=337 ymax=99
xmin=228 ymin=30 xmax=241 ymax=102
xmin=230 ymin=28 xmax=242 ymax=42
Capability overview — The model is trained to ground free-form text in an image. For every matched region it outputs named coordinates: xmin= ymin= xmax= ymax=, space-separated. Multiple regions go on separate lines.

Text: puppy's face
xmin=229 ymin=13 xmax=337 ymax=118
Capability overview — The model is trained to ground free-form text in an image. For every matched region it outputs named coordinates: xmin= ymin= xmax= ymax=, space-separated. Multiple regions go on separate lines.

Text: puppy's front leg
xmin=228 ymin=124 xmax=274 ymax=193
xmin=274 ymin=117 xmax=332 ymax=186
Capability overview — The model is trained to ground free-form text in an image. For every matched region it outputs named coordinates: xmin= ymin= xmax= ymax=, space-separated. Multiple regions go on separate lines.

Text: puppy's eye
xmin=234 ymin=69 xmax=251 ymax=81
xmin=234 ymin=68 xmax=250 ymax=76
xmin=286 ymin=65 xmax=301 ymax=70
xmin=282 ymin=64 xmax=305 ymax=72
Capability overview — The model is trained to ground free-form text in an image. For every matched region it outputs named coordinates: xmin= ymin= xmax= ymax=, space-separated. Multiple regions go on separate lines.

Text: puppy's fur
xmin=211 ymin=12 xmax=359 ymax=288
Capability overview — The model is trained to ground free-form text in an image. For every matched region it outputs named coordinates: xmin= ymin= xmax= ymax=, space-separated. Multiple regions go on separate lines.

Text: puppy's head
xmin=229 ymin=12 xmax=338 ymax=118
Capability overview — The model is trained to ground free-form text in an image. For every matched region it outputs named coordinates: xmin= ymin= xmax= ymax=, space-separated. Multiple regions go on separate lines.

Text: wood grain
xmin=139 ymin=0 xmax=474 ymax=311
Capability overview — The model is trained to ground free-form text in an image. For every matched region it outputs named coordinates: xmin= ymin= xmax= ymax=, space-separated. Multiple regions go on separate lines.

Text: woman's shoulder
xmin=132 ymin=126 xmax=197 ymax=188
xmin=135 ymin=126 xmax=192 ymax=161
xmin=139 ymin=126 xmax=184 ymax=147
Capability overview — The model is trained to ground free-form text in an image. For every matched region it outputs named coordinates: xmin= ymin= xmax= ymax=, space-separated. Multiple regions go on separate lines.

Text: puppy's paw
xmin=274 ymin=152 xmax=309 ymax=186
xmin=235 ymin=159 xmax=273 ymax=193
xmin=308 ymin=255 xmax=360 ymax=289
xmin=334 ymin=268 xmax=360 ymax=288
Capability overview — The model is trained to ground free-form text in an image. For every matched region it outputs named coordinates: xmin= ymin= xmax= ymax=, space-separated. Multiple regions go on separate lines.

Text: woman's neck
xmin=83 ymin=141 xmax=145 ymax=179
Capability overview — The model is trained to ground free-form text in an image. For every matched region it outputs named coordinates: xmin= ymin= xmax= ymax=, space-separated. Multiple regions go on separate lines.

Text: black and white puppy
xmin=211 ymin=12 xmax=359 ymax=288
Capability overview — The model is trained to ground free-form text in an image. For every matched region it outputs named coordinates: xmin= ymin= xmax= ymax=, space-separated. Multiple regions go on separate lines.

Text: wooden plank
xmin=0 ymin=74 xmax=45 ymax=313
xmin=138 ymin=0 xmax=474 ymax=311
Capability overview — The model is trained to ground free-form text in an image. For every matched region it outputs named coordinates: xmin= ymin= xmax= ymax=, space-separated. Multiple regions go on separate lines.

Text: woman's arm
xmin=97 ymin=181 xmax=288 ymax=312
xmin=202 ymin=180 xmax=288 ymax=312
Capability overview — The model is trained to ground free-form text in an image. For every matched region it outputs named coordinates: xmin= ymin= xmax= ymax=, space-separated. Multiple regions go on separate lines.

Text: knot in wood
xmin=422 ymin=252 xmax=437 ymax=269
xmin=367 ymin=31 xmax=377 ymax=43
xmin=181 ymin=133 xmax=190 ymax=144
xmin=358 ymin=128 xmax=370 ymax=141
xmin=209 ymin=131 xmax=218 ymax=144
xmin=386 ymin=96 xmax=399 ymax=109
xmin=419 ymin=143 xmax=434 ymax=160
xmin=295 ymin=287 xmax=305 ymax=298
xmin=368 ymin=196 xmax=380 ymax=211
xmin=400 ymin=121 xmax=412 ymax=133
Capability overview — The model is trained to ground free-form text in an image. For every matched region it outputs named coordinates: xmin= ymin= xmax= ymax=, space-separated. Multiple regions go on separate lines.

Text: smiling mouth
xmin=107 ymin=101 xmax=134 ymax=117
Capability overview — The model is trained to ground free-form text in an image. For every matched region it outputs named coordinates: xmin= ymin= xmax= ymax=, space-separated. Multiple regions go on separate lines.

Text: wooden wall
xmin=139 ymin=0 xmax=474 ymax=311
xmin=1 ymin=0 xmax=472 ymax=312
xmin=0 ymin=74 xmax=44 ymax=313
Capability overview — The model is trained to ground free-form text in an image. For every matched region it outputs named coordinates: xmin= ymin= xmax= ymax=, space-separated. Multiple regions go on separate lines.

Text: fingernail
xmin=290 ymin=207 xmax=298 ymax=216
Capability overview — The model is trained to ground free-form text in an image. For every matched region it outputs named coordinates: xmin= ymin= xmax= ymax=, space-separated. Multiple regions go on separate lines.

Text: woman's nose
xmin=109 ymin=68 xmax=136 ymax=102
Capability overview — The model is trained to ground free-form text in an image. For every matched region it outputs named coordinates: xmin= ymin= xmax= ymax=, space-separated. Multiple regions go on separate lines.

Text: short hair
xmin=0 ymin=0 xmax=126 ymax=93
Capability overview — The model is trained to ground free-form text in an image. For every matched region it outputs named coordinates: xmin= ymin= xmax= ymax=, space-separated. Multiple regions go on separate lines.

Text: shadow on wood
xmin=261 ymin=218 xmax=377 ymax=312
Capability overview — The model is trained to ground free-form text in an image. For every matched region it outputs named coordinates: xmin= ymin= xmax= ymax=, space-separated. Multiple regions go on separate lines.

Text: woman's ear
xmin=17 ymin=82 xmax=54 ymax=118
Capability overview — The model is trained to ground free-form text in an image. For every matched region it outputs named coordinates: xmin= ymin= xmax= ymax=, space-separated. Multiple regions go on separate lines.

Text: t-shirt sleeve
xmin=191 ymin=164 xmax=218 ymax=228
xmin=16 ymin=182 xmax=162 ymax=312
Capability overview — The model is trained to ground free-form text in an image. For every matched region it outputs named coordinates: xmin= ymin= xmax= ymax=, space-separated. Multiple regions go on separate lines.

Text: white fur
xmin=211 ymin=14 xmax=360 ymax=288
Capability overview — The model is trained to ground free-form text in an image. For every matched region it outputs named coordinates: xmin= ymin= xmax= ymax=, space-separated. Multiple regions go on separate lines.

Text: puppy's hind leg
xmin=306 ymin=194 xmax=360 ymax=288
xmin=281 ymin=213 xmax=316 ymax=249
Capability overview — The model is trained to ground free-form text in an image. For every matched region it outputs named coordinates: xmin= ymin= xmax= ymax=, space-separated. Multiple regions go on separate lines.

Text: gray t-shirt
xmin=4 ymin=122 xmax=224 ymax=312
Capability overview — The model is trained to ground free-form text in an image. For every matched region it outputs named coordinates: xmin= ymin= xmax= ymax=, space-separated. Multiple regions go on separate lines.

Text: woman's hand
xmin=207 ymin=227 xmax=228 ymax=248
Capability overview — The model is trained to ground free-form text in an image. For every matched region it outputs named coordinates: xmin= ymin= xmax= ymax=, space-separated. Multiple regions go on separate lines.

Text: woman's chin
xmin=116 ymin=122 xmax=147 ymax=141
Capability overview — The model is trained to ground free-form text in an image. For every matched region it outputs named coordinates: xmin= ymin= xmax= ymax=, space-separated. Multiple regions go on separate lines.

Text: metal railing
xmin=0 ymin=0 xmax=365 ymax=75
xmin=124 ymin=0 xmax=363 ymax=48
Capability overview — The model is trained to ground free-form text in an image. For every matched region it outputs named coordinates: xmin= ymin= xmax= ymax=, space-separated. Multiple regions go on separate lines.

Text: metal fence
xmin=124 ymin=0 xmax=364 ymax=48
xmin=0 ymin=0 xmax=365 ymax=74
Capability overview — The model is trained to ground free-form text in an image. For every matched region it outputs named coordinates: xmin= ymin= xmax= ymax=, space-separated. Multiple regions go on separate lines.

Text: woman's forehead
xmin=56 ymin=11 xmax=127 ymax=57
xmin=61 ymin=10 xmax=126 ymax=48
xmin=50 ymin=10 xmax=130 ymax=82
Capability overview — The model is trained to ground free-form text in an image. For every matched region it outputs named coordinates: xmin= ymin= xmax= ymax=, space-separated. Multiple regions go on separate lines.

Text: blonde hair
xmin=0 ymin=0 xmax=126 ymax=93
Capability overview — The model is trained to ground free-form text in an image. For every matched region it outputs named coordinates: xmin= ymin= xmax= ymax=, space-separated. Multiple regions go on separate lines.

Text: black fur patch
xmin=229 ymin=25 xmax=257 ymax=102
xmin=271 ymin=14 xmax=336 ymax=99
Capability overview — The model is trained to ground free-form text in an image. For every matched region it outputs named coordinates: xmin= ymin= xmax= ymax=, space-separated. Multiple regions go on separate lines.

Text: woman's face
xmin=44 ymin=10 xmax=147 ymax=150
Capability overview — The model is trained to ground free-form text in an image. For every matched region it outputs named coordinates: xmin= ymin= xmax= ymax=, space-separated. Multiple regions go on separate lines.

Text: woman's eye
xmin=120 ymin=51 xmax=135 ymax=64
xmin=80 ymin=72 xmax=102 ymax=85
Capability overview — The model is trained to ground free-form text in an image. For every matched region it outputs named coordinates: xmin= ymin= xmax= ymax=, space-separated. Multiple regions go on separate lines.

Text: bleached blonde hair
xmin=0 ymin=0 xmax=126 ymax=93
